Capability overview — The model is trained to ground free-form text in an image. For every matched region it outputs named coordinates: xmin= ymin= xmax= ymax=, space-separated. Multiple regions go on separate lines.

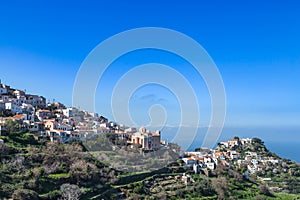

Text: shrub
xmin=45 ymin=190 xmax=61 ymax=200
xmin=259 ymin=185 xmax=273 ymax=197
xmin=12 ymin=189 xmax=39 ymax=200
xmin=60 ymin=184 xmax=83 ymax=200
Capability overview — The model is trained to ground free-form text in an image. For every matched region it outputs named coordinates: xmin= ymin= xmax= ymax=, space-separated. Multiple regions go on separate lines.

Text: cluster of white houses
xmin=0 ymin=81 xmax=161 ymax=151
xmin=0 ymin=81 xmax=46 ymax=113
xmin=182 ymin=137 xmax=281 ymax=175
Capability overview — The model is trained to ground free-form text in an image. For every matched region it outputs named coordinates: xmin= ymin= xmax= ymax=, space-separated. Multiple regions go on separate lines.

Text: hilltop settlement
xmin=0 ymin=81 xmax=161 ymax=151
xmin=0 ymin=81 xmax=300 ymax=200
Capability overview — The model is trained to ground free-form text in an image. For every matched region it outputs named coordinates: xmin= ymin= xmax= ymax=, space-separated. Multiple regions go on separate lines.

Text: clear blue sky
xmin=0 ymin=0 xmax=299 ymax=127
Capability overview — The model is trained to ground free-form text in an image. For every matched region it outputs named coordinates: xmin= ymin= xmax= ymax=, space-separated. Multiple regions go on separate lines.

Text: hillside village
xmin=0 ymin=81 xmax=300 ymax=199
xmin=0 ymin=81 xmax=161 ymax=151
xmin=1 ymin=80 xmax=299 ymax=179
xmin=181 ymin=137 xmax=300 ymax=193
xmin=183 ymin=137 xmax=280 ymax=175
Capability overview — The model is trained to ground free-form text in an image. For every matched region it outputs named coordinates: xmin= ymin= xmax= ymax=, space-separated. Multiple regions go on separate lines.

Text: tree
xmin=252 ymin=138 xmax=264 ymax=145
xmin=133 ymin=182 xmax=144 ymax=194
xmin=0 ymin=143 xmax=11 ymax=157
xmin=233 ymin=136 xmax=240 ymax=140
xmin=195 ymin=147 xmax=201 ymax=152
xmin=5 ymin=120 xmax=20 ymax=134
xmin=178 ymin=159 xmax=184 ymax=166
xmin=255 ymin=195 xmax=264 ymax=200
xmin=60 ymin=184 xmax=83 ymax=200
xmin=259 ymin=184 xmax=273 ymax=197
xmin=211 ymin=177 xmax=229 ymax=199
xmin=0 ymin=109 xmax=14 ymax=117
xmin=12 ymin=189 xmax=39 ymax=200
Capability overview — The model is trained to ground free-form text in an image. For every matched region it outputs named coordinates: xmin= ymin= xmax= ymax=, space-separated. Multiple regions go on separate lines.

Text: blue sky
xmin=0 ymin=0 xmax=299 ymax=128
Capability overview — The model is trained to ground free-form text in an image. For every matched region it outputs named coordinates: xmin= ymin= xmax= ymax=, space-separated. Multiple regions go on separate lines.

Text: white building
xmin=182 ymin=157 xmax=197 ymax=166
xmin=25 ymin=95 xmax=46 ymax=108
xmin=241 ymin=138 xmax=252 ymax=145
xmin=36 ymin=110 xmax=52 ymax=120
xmin=220 ymin=141 xmax=229 ymax=148
xmin=27 ymin=121 xmax=45 ymax=132
xmin=125 ymin=127 xmax=137 ymax=133
xmin=193 ymin=164 xmax=201 ymax=174
xmin=100 ymin=122 xmax=110 ymax=128
xmin=229 ymin=151 xmax=240 ymax=160
xmin=131 ymin=127 xmax=161 ymax=151
xmin=204 ymin=156 xmax=213 ymax=163
xmin=58 ymin=123 xmax=73 ymax=131
xmin=14 ymin=114 xmax=34 ymax=122
xmin=62 ymin=107 xmax=79 ymax=118
xmin=5 ymin=102 xmax=22 ymax=113
xmin=62 ymin=118 xmax=74 ymax=126
xmin=97 ymin=127 xmax=110 ymax=134
xmin=13 ymin=90 xmax=25 ymax=97
xmin=21 ymin=103 xmax=35 ymax=113
xmin=88 ymin=112 xmax=98 ymax=118
xmin=205 ymin=162 xmax=216 ymax=170
xmin=0 ymin=95 xmax=9 ymax=102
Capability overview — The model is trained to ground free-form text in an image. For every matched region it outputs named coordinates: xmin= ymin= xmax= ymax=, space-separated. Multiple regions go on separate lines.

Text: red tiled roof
xmin=13 ymin=114 xmax=26 ymax=120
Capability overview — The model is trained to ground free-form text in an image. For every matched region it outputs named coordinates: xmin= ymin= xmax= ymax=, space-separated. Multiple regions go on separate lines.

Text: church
xmin=131 ymin=126 xmax=161 ymax=151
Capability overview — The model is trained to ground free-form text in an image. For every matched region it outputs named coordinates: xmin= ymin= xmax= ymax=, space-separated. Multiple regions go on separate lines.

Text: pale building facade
xmin=131 ymin=126 xmax=161 ymax=151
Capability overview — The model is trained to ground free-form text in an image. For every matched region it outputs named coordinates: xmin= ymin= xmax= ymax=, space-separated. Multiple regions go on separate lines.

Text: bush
xmin=45 ymin=190 xmax=61 ymax=200
xmin=12 ymin=189 xmax=39 ymax=200
xmin=60 ymin=183 xmax=83 ymax=200
xmin=5 ymin=120 xmax=20 ymax=135
xmin=0 ymin=143 xmax=11 ymax=157
xmin=133 ymin=182 xmax=144 ymax=194
xmin=259 ymin=185 xmax=273 ymax=197
xmin=255 ymin=195 xmax=264 ymax=200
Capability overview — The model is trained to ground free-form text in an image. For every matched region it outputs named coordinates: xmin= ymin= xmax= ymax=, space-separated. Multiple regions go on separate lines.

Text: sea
xmin=159 ymin=126 xmax=300 ymax=163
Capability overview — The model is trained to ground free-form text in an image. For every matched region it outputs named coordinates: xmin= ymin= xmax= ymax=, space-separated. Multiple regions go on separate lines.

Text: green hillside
xmin=0 ymin=132 xmax=300 ymax=199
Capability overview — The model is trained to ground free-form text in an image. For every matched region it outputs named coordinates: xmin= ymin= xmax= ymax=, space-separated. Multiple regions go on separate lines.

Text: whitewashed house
xmin=229 ymin=151 xmax=240 ymax=160
xmin=13 ymin=90 xmax=25 ymax=97
xmin=205 ymin=162 xmax=216 ymax=170
xmin=29 ymin=122 xmax=45 ymax=132
xmin=241 ymin=138 xmax=252 ymax=145
xmin=5 ymin=102 xmax=22 ymax=113
xmin=62 ymin=107 xmax=79 ymax=118
xmin=36 ymin=110 xmax=52 ymax=120
xmin=44 ymin=120 xmax=58 ymax=130
xmin=57 ymin=123 xmax=73 ymax=131
xmin=97 ymin=127 xmax=110 ymax=134
xmin=0 ymin=95 xmax=9 ymax=103
xmin=125 ymin=127 xmax=137 ymax=133
xmin=193 ymin=163 xmax=201 ymax=174
xmin=25 ymin=95 xmax=46 ymax=108
xmin=21 ymin=103 xmax=35 ymax=113
xmin=182 ymin=157 xmax=197 ymax=166
xmin=204 ymin=156 xmax=213 ymax=163
xmin=62 ymin=118 xmax=74 ymax=126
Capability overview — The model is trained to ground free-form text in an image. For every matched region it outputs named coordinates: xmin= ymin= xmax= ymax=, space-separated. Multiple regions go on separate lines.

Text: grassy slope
xmin=1 ymin=133 xmax=300 ymax=199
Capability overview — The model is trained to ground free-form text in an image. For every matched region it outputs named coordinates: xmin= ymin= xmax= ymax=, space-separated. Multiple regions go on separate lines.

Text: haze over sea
xmin=159 ymin=126 xmax=300 ymax=163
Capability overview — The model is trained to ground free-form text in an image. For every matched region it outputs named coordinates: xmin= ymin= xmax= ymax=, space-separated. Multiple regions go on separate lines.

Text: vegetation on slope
xmin=0 ymin=131 xmax=119 ymax=199
xmin=0 ymin=132 xmax=300 ymax=199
